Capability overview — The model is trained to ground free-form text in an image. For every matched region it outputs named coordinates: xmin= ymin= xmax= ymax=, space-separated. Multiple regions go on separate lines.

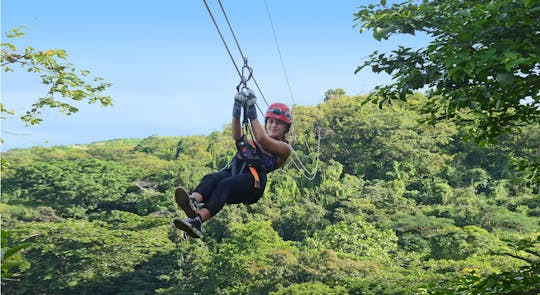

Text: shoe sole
xmin=175 ymin=186 xmax=198 ymax=218
xmin=173 ymin=218 xmax=202 ymax=239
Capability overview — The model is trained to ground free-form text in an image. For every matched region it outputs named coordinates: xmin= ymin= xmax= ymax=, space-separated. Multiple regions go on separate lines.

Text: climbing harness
xmin=234 ymin=136 xmax=263 ymax=189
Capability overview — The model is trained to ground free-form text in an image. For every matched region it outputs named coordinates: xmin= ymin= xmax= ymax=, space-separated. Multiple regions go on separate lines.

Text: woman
xmin=173 ymin=89 xmax=292 ymax=238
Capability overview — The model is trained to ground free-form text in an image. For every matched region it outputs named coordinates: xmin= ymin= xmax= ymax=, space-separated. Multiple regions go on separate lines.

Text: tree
xmin=319 ymin=94 xmax=455 ymax=179
xmin=307 ymin=216 xmax=399 ymax=262
xmin=202 ymin=221 xmax=299 ymax=294
xmin=324 ymin=88 xmax=346 ymax=102
xmin=269 ymin=281 xmax=348 ymax=295
xmin=428 ymin=236 xmax=540 ymax=294
xmin=3 ymin=215 xmax=175 ymax=294
xmin=2 ymin=159 xmax=137 ymax=217
xmin=354 ymin=0 xmax=540 ymax=185
xmin=1 ymin=27 xmax=112 ymax=127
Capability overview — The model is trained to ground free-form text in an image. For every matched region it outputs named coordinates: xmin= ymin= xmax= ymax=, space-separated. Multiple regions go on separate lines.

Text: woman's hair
xmin=281 ymin=124 xmax=290 ymax=143
xmin=280 ymin=132 xmax=289 ymax=144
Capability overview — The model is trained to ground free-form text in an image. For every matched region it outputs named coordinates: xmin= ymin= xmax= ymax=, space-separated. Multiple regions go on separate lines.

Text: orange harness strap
xmin=248 ymin=165 xmax=260 ymax=189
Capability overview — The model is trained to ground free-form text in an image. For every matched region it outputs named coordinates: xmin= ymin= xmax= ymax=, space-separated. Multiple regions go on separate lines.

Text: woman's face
xmin=265 ymin=118 xmax=287 ymax=139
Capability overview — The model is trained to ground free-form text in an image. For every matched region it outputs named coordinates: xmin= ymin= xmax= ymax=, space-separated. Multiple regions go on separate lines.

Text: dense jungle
xmin=2 ymin=93 xmax=539 ymax=294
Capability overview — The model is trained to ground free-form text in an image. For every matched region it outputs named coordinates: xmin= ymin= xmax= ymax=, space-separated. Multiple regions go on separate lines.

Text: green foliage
xmin=406 ymin=177 xmax=453 ymax=205
xmin=429 ymin=225 xmax=501 ymax=260
xmin=319 ymin=94 xmax=455 ymax=179
xmin=306 ymin=216 xmax=398 ymax=262
xmin=1 ymin=204 xmax=61 ymax=226
xmin=133 ymin=135 xmax=181 ymax=161
xmin=354 ymin=0 xmax=540 ymax=186
xmin=2 ymin=158 xmax=137 ymax=217
xmin=324 ymin=88 xmax=346 ymax=102
xmin=1 ymin=27 xmax=112 ymax=127
xmin=1 ymin=230 xmax=32 ymax=283
xmin=273 ymin=198 xmax=329 ymax=242
xmin=354 ymin=0 xmax=540 ymax=141
xmin=173 ymin=221 xmax=299 ymax=294
xmin=3 ymin=216 xmax=174 ymax=294
xmin=270 ymin=281 xmax=348 ymax=295
xmin=298 ymin=248 xmax=382 ymax=289
xmin=428 ymin=236 xmax=540 ymax=294
xmin=1 ymin=92 xmax=538 ymax=294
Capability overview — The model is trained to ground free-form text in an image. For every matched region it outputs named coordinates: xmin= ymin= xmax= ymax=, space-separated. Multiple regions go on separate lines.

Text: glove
xmin=246 ymin=103 xmax=257 ymax=120
xmin=245 ymin=88 xmax=257 ymax=106
xmin=242 ymin=88 xmax=257 ymax=120
xmin=233 ymin=92 xmax=247 ymax=118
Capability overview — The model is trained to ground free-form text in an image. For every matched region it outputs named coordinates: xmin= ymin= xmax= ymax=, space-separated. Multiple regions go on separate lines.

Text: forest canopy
xmin=2 ymin=93 xmax=539 ymax=294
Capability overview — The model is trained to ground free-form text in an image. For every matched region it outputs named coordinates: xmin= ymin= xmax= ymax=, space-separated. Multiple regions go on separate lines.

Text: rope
xmin=262 ymin=1 xmax=320 ymax=179
xmin=203 ymin=0 xmax=269 ymax=108
xmin=217 ymin=0 xmax=247 ymax=66
xmin=202 ymin=0 xmax=243 ymax=82
xmin=287 ymin=127 xmax=322 ymax=180
xmin=202 ymin=0 xmax=321 ymax=179
xmin=263 ymin=0 xmax=295 ymax=105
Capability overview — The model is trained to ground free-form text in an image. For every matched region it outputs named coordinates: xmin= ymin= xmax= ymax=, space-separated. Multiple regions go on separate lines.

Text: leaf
xmin=401 ymin=24 xmax=416 ymax=35
xmin=373 ymin=27 xmax=392 ymax=41
xmin=504 ymin=57 xmax=532 ymax=71
xmin=529 ymin=6 xmax=540 ymax=13
xmin=400 ymin=84 xmax=410 ymax=99
xmin=496 ymin=72 xmax=514 ymax=86
xmin=2 ymin=243 xmax=32 ymax=261
xmin=56 ymin=49 xmax=68 ymax=58
xmin=2 ymin=42 xmax=17 ymax=51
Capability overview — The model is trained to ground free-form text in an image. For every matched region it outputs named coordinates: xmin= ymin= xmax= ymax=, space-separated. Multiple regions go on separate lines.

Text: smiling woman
xmin=173 ymin=88 xmax=292 ymax=239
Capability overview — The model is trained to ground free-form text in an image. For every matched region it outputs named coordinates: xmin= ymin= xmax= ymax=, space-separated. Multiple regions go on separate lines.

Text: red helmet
xmin=265 ymin=103 xmax=292 ymax=124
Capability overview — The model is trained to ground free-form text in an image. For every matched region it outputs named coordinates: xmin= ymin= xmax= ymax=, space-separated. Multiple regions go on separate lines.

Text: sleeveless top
xmin=259 ymin=146 xmax=280 ymax=173
xmin=235 ymin=137 xmax=280 ymax=173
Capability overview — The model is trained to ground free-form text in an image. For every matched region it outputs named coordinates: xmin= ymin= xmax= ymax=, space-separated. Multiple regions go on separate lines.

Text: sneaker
xmin=175 ymin=186 xmax=198 ymax=218
xmin=173 ymin=217 xmax=202 ymax=238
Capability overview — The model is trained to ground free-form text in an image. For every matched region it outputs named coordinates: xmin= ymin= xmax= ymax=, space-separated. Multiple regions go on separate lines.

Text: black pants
xmin=194 ymin=164 xmax=267 ymax=216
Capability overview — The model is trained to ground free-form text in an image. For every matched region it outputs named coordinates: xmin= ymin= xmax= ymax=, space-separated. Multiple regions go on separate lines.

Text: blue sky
xmin=2 ymin=0 xmax=426 ymax=151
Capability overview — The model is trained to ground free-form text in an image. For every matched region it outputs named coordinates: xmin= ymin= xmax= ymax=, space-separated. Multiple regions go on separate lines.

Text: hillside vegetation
xmin=1 ymin=93 xmax=539 ymax=294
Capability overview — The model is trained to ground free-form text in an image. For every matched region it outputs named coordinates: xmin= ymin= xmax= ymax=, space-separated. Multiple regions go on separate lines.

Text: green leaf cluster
xmin=354 ymin=0 xmax=540 ymax=186
xmin=1 ymin=27 xmax=112 ymax=128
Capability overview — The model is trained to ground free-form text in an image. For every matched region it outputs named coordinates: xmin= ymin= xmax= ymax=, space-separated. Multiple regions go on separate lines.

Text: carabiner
xmin=236 ymin=57 xmax=253 ymax=91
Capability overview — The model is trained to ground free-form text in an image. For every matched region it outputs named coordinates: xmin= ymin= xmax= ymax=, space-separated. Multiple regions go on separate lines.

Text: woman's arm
xmin=250 ymin=118 xmax=291 ymax=160
xmin=232 ymin=93 xmax=244 ymax=141
xmin=242 ymin=89 xmax=291 ymax=161
xmin=232 ymin=116 xmax=242 ymax=141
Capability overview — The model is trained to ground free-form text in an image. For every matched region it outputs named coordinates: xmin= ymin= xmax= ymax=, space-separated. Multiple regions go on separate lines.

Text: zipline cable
xmin=202 ymin=0 xmax=321 ymax=179
xmin=202 ymin=0 xmax=243 ymax=83
xmin=263 ymin=0 xmax=320 ymax=179
xmin=263 ymin=0 xmax=295 ymax=105
xmin=217 ymin=0 xmax=246 ymax=68
xmin=204 ymin=0 xmax=270 ymax=108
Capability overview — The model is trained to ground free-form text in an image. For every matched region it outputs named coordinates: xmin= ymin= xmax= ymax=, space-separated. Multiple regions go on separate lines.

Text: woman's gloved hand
xmin=233 ymin=92 xmax=247 ymax=118
xmin=244 ymin=88 xmax=257 ymax=120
